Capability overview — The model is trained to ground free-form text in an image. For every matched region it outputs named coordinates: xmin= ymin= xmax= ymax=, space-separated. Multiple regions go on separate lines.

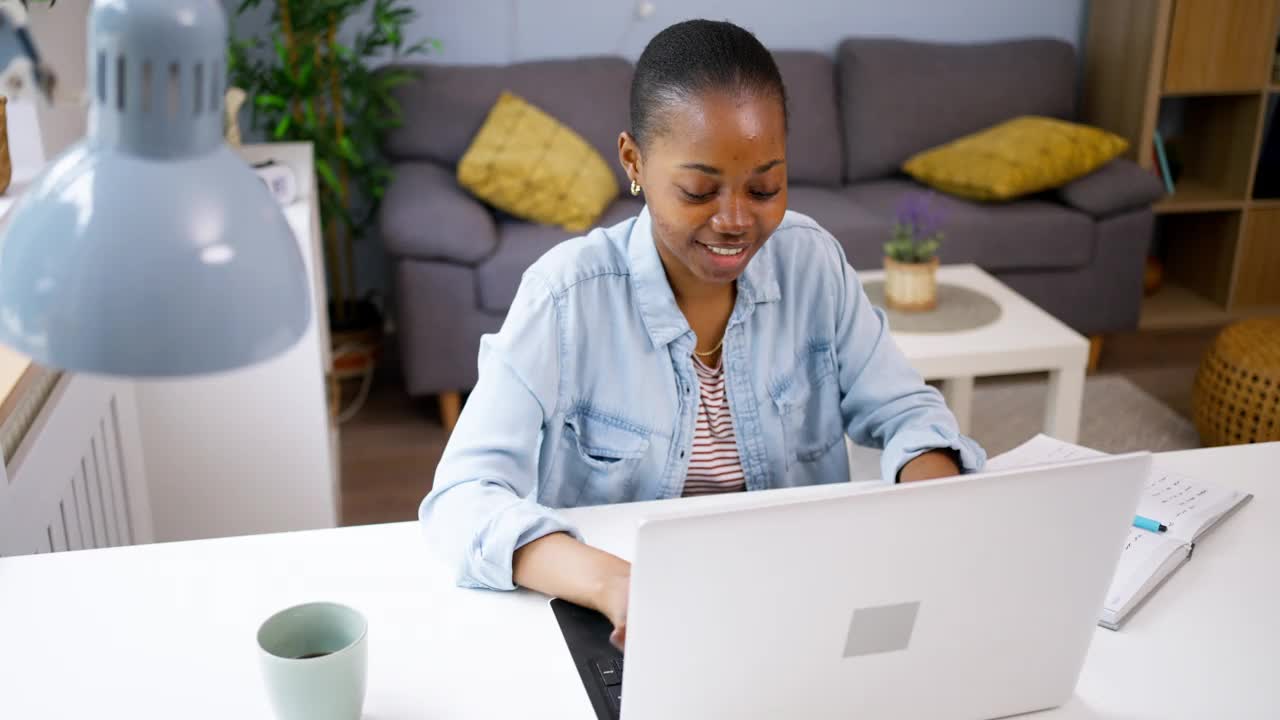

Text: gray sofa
xmin=380 ymin=37 xmax=1164 ymax=403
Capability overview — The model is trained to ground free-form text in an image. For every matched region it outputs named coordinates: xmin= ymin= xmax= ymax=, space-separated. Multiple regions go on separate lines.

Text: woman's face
xmin=620 ymin=91 xmax=788 ymax=289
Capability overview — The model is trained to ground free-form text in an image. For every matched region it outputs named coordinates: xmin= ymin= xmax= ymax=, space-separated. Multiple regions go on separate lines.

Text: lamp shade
xmin=0 ymin=0 xmax=309 ymax=377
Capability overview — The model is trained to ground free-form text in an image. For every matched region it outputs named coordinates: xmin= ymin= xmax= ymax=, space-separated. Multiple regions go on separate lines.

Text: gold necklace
xmin=693 ymin=337 xmax=724 ymax=358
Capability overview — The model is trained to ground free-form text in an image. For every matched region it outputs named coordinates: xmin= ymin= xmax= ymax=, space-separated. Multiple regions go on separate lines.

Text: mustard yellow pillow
xmin=902 ymin=116 xmax=1129 ymax=201
xmin=457 ymin=91 xmax=618 ymax=232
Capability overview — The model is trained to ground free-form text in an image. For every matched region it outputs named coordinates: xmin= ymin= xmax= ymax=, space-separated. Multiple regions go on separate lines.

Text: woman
xmin=421 ymin=19 xmax=985 ymax=649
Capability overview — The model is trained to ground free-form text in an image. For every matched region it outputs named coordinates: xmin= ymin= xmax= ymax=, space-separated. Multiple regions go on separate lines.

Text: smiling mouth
xmin=698 ymin=240 xmax=749 ymax=256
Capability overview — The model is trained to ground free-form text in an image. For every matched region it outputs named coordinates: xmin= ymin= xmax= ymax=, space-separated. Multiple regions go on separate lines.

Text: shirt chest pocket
xmin=560 ymin=411 xmax=651 ymax=506
xmin=769 ymin=345 xmax=844 ymax=469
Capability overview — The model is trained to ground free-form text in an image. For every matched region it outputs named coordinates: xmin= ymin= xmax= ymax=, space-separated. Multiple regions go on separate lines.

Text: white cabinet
xmin=134 ymin=143 xmax=339 ymax=542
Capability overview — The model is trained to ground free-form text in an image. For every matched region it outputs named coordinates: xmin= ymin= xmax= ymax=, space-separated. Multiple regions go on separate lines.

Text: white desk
xmin=858 ymin=265 xmax=1090 ymax=442
xmin=0 ymin=444 xmax=1274 ymax=718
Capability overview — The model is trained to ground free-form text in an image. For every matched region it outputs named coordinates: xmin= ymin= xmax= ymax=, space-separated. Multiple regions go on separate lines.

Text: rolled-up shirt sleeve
xmin=824 ymin=235 xmax=987 ymax=482
xmin=419 ymin=272 xmax=582 ymax=590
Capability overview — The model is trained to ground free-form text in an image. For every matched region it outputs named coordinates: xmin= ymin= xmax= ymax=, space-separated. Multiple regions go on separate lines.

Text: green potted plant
xmin=883 ymin=191 xmax=945 ymax=312
xmin=227 ymin=0 xmax=435 ymax=409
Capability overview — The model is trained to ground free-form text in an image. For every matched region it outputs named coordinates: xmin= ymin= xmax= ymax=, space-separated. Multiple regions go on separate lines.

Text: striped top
xmin=682 ymin=355 xmax=746 ymax=496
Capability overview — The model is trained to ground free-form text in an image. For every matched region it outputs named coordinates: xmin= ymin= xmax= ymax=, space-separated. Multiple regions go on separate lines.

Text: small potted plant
xmin=883 ymin=191 xmax=945 ymax=312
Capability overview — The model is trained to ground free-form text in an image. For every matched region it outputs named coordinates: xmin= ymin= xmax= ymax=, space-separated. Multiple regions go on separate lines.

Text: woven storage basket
xmin=1192 ymin=318 xmax=1280 ymax=446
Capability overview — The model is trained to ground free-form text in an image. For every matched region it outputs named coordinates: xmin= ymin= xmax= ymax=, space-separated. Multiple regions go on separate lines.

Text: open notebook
xmin=987 ymin=434 xmax=1252 ymax=629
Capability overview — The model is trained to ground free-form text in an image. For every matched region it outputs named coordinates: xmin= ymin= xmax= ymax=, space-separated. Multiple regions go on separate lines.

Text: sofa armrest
xmin=379 ymin=162 xmax=497 ymax=264
xmin=1056 ymin=158 xmax=1166 ymax=218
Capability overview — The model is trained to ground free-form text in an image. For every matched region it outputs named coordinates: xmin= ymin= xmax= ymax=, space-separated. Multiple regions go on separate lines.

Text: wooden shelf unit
xmin=1153 ymin=179 xmax=1246 ymax=213
xmin=1141 ymin=281 xmax=1280 ymax=328
xmin=1084 ymin=0 xmax=1280 ymax=330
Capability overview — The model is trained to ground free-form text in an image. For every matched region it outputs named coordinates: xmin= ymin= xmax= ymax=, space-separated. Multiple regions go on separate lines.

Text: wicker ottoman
xmin=1193 ymin=318 xmax=1280 ymax=446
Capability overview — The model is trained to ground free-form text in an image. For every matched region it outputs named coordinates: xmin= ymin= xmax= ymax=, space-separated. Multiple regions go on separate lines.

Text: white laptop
xmin=552 ymin=452 xmax=1151 ymax=719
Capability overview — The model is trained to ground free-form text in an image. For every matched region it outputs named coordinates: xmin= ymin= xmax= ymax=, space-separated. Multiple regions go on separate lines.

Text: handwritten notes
xmin=987 ymin=434 xmax=1251 ymax=628
xmin=1138 ymin=470 xmax=1241 ymax=541
xmin=983 ymin=433 xmax=1104 ymax=472
xmin=987 ymin=434 xmax=1247 ymax=543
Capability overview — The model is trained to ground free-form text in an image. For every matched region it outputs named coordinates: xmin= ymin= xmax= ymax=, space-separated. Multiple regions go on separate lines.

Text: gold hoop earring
xmin=630 ymin=180 xmax=641 ymax=196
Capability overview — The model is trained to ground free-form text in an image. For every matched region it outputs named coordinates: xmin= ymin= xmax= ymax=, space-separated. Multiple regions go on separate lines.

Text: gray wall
xmin=405 ymin=0 xmax=1086 ymax=64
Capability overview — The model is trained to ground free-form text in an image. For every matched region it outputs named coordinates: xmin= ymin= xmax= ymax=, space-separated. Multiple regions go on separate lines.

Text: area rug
xmin=848 ymin=374 xmax=1201 ymax=480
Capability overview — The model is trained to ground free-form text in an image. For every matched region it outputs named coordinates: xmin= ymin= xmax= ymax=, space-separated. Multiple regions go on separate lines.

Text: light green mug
xmin=257 ymin=602 xmax=368 ymax=720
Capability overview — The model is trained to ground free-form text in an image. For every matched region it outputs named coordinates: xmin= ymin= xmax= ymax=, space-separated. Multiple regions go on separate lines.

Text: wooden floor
xmin=338 ymin=327 xmax=1221 ymax=527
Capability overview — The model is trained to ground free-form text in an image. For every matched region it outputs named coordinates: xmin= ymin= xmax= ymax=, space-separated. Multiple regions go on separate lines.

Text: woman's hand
xmin=593 ymin=568 xmax=634 ymax=648
xmin=898 ymin=448 xmax=962 ymax=483
xmin=513 ymin=532 xmax=633 ymax=649
xmin=594 ymin=570 xmax=632 ymax=650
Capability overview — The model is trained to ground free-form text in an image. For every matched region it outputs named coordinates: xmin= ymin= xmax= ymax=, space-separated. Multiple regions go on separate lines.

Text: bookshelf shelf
xmin=1140 ymin=282 xmax=1280 ymax=330
xmin=1084 ymin=0 xmax=1280 ymax=330
xmin=1154 ymin=181 xmax=1246 ymax=213
xmin=1139 ymin=282 xmax=1232 ymax=330
xmin=1162 ymin=87 xmax=1267 ymax=97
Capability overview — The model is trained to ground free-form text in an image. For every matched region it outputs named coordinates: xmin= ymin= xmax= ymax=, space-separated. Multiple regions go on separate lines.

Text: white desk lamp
xmin=0 ymin=0 xmax=309 ymax=377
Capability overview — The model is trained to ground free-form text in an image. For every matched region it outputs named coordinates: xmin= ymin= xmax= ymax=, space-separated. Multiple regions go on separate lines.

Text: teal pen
xmin=1133 ymin=515 xmax=1168 ymax=533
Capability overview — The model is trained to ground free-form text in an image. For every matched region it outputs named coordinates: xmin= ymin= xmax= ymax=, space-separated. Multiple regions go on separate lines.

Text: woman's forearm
xmin=898 ymin=448 xmax=963 ymax=483
xmin=512 ymin=532 xmax=631 ymax=621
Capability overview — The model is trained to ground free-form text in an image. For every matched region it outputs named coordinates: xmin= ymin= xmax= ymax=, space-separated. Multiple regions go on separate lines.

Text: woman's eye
xmin=680 ymin=188 xmax=717 ymax=202
xmin=751 ymin=189 xmax=781 ymax=200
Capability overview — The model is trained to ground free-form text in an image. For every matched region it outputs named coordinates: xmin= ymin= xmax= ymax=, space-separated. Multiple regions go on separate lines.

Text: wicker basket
xmin=1192 ymin=318 xmax=1280 ymax=446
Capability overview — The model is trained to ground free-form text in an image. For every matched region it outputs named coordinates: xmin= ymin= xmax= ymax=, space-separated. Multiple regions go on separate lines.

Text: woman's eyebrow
xmin=754 ymin=159 xmax=785 ymax=174
xmin=680 ymin=162 xmax=721 ymax=175
xmin=679 ymin=159 xmax=786 ymax=176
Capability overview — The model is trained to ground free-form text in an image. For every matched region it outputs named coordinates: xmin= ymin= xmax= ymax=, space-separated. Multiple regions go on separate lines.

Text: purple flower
xmin=894 ymin=191 xmax=947 ymax=241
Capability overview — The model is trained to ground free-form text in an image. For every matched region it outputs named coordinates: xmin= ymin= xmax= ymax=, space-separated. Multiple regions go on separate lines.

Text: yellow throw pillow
xmin=457 ymin=91 xmax=618 ymax=232
xmin=902 ymin=116 xmax=1129 ymax=201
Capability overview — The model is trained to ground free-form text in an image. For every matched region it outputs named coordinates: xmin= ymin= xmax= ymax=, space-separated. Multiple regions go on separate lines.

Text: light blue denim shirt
xmin=421 ymin=207 xmax=986 ymax=590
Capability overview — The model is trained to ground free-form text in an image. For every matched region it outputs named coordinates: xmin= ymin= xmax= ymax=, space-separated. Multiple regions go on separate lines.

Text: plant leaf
xmin=315 ymin=159 xmax=342 ymax=195
xmin=255 ymin=94 xmax=287 ymax=109
xmin=272 ymin=115 xmax=292 ymax=139
xmin=338 ymin=136 xmax=362 ymax=167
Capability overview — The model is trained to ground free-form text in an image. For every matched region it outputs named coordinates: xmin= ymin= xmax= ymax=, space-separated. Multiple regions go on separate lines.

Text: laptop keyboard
xmin=593 ymin=657 xmax=624 ymax=711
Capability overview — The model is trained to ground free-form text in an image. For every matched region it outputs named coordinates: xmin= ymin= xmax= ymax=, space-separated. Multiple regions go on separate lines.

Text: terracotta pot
xmin=328 ymin=299 xmax=383 ymax=422
xmin=884 ymin=256 xmax=940 ymax=312
xmin=1143 ymin=255 xmax=1164 ymax=296
xmin=329 ymin=299 xmax=383 ymax=381
xmin=0 ymin=96 xmax=11 ymax=195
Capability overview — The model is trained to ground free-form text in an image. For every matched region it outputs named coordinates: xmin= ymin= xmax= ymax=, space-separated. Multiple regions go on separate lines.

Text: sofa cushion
xmin=1056 ymin=158 xmax=1166 ymax=217
xmin=836 ymin=38 xmax=1076 ymax=183
xmin=476 ymin=199 xmax=646 ymax=313
xmin=457 ymin=91 xmax=619 ymax=232
xmin=773 ymin=51 xmax=843 ymax=187
xmin=784 ymin=186 xmax=891 ymax=269
xmin=843 ymin=180 xmax=1093 ymax=272
xmin=903 ymin=116 xmax=1129 ymax=201
xmin=383 ymin=58 xmax=633 ymax=191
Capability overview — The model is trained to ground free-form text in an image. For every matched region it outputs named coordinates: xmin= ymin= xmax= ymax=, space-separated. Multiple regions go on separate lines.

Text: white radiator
xmin=0 ymin=374 xmax=153 ymax=557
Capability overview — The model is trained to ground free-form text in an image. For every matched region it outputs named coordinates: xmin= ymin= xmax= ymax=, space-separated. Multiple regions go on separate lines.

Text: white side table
xmin=858 ymin=264 xmax=1090 ymax=442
